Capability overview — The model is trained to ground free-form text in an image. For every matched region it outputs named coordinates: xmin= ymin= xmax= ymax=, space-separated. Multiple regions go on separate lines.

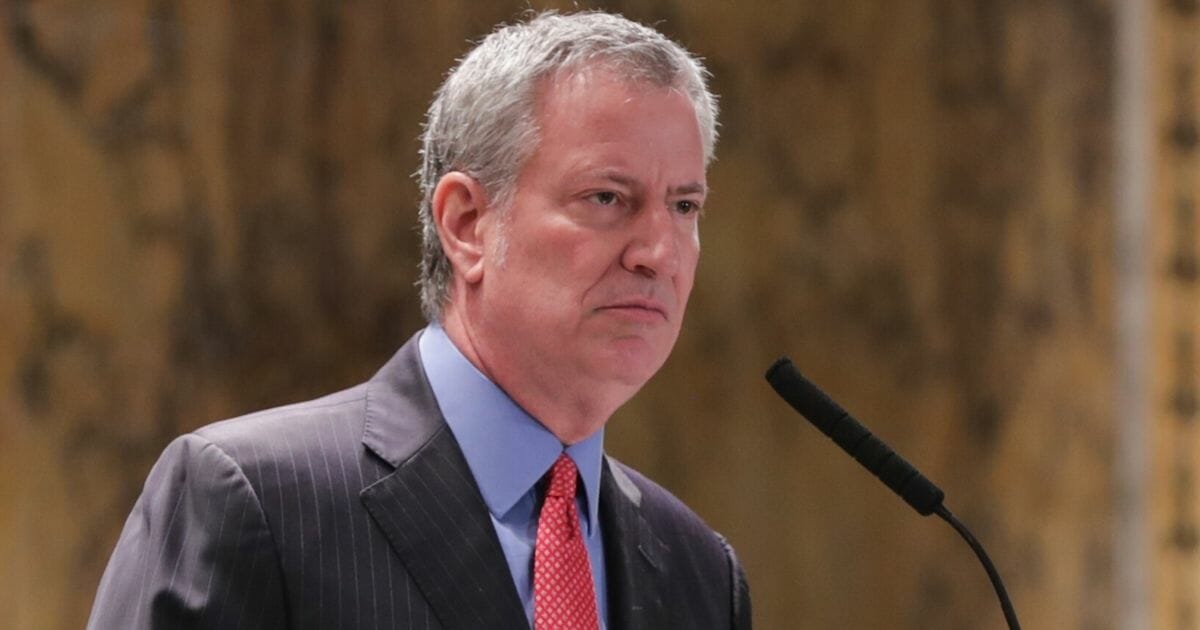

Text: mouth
xmin=596 ymin=299 xmax=669 ymax=322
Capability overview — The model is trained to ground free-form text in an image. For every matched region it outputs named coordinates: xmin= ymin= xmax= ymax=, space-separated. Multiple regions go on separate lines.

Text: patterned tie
xmin=533 ymin=454 xmax=600 ymax=630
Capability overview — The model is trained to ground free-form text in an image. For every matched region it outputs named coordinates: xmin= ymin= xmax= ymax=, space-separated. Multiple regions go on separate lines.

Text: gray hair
xmin=416 ymin=10 xmax=719 ymax=321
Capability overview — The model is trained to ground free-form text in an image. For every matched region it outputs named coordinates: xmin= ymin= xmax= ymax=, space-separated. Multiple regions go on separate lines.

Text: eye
xmin=674 ymin=199 xmax=703 ymax=215
xmin=590 ymin=191 xmax=620 ymax=206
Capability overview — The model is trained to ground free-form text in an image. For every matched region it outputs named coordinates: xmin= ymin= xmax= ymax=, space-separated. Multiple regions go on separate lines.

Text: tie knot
xmin=545 ymin=454 xmax=578 ymax=499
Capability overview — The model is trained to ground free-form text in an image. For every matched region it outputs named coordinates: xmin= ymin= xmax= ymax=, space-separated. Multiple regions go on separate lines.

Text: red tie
xmin=533 ymin=454 xmax=600 ymax=630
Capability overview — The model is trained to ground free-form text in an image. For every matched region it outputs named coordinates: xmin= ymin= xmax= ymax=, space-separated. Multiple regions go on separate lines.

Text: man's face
xmin=472 ymin=69 xmax=706 ymax=406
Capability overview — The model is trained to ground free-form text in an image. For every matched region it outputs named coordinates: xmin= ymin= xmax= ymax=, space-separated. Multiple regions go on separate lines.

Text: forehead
xmin=526 ymin=69 xmax=705 ymax=177
xmin=534 ymin=64 xmax=681 ymax=118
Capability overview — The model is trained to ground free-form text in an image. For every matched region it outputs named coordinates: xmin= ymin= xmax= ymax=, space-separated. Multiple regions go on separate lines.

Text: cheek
xmin=678 ymin=236 xmax=701 ymax=285
xmin=504 ymin=232 xmax=601 ymax=303
xmin=538 ymin=230 xmax=616 ymax=278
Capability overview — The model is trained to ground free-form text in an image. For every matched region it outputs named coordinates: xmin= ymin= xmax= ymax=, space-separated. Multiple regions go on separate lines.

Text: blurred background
xmin=1 ymin=1 xmax=1196 ymax=628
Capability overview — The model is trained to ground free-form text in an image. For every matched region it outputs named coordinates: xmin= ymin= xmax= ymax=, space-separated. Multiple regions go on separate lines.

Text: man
xmin=89 ymin=11 xmax=750 ymax=630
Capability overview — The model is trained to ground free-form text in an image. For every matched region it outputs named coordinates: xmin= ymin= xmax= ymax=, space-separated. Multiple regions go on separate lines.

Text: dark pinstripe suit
xmin=88 ymin=334 xmax=751 ymax=629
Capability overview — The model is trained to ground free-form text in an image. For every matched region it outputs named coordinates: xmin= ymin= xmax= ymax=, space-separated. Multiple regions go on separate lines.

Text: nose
xmin=621 ymin=205 xmax=682 ymax=279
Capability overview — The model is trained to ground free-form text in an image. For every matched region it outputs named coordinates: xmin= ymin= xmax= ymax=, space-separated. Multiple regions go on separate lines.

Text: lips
xmin=596 ymin=297 xmax=669 ymax=322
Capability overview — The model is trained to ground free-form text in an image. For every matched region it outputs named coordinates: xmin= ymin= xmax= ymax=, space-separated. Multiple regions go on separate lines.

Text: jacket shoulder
xmin=606 ymin=457 xmax=721 ymax=542
xmin=193 ymin=383 xmax=370 ymax=462
xmin=605 ymin=457 xmax=753 ymax=628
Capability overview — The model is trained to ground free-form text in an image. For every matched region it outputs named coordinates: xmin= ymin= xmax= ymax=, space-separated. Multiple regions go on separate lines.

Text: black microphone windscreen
xmin=766 ymin=359 xmax=1020 ymax=627
xmin=766 ymin=357 xmax=945 ymax=515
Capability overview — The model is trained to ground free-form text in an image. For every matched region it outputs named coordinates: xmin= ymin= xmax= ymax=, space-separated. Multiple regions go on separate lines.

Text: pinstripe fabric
xmin=87 ymin=334 xmax=751 ymax=629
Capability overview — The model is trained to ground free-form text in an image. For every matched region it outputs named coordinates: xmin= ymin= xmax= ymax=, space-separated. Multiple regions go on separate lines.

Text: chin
xmin=596 ymin=337 xmax=671 ymax=387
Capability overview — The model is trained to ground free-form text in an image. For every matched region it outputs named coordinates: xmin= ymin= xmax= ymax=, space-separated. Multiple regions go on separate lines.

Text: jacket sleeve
xmin=87 ymin=433 xmax=289 ymax=629
xmin=721 ymin=535 xmax=753 ymax=629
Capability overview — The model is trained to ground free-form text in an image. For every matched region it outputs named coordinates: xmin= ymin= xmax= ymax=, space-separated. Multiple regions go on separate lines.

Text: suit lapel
xmin=355 ymin=335 xmax=678 ymax=630
xmin=358 ymin=335 xmax=529 ymax=630
xmin=600 ymin=458 xmax=672 ymax=630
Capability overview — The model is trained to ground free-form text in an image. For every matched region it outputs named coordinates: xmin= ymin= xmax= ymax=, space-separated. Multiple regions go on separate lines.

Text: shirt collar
xmin=418 ymin=324 xmax=605 ymax=534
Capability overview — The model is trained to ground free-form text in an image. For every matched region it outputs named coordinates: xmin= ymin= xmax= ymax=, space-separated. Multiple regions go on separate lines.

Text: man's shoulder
xmin=193 ymin=331 xmax=428 ymax=451
xmin=605 ymin=457 xmax=689 ymax=514
xmin=604 ymin=456 xmax=729 ymax=549
xmin=604 ymin=456 xmax=750 ymax=626
xmin=190 ymin=383 xmax=371 ymax=464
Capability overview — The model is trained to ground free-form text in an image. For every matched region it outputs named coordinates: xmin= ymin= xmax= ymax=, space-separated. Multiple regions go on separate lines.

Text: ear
xmin=431 ymin=172 xmax=492 ymax=286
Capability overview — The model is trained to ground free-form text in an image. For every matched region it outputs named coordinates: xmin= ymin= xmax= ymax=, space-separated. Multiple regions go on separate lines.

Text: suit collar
xmin=359 ymin=334 xmax=673 ymax=630
xmin=359 ymin=334 xmax=529 ymax=629
xmin=600 ymin=457 xmax=671 ymax=630
xmin=418 ymin=324 xmax=607 ymax=535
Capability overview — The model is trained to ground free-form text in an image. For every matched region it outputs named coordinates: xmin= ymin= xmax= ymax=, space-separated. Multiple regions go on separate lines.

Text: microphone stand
xmin=934 ymin=504 xmax=1021 ymax=630
xmin=766 ymin=357 xmax=1021 ymax=630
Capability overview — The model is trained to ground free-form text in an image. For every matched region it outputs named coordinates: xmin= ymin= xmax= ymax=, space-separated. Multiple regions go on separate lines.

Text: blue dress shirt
xmin=418 ymin=325 xmax=608 ymax=628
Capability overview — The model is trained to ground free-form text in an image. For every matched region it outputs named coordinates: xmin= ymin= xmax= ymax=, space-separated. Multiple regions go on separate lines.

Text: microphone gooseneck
xmin=765 ymin=356 xmax=1021 ymax=630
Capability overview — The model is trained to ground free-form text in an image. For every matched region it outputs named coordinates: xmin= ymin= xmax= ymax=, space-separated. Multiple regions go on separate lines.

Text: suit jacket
xmin=88 ymin=334 xmax=752 ymax=629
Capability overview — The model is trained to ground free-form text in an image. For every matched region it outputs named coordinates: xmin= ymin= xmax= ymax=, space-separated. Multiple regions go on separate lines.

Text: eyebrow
xmin=669 ymin=182 xmax=708 ymax=197
xmin=593 ymin=171 xmax=707 ymax=196
xmin=598 ymin=172 xmax=638 ymax=189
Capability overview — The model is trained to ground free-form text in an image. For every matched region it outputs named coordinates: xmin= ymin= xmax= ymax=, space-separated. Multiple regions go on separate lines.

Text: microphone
xmin=765 ymin=356 xmax=1021 ymax=630
xmin=765 ymin=357 xmax=943 ymax=515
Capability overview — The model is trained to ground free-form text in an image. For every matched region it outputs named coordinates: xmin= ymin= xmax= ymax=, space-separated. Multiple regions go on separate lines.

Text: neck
xmin=438 ymin=307 xmax=624 ymax=445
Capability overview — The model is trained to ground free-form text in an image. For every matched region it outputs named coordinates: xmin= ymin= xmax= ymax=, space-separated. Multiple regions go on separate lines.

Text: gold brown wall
xmin=1150 ymin=1 xmax=1200 ymax=628
xmin=1 ymin=1 xmax=1191 ymax=628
